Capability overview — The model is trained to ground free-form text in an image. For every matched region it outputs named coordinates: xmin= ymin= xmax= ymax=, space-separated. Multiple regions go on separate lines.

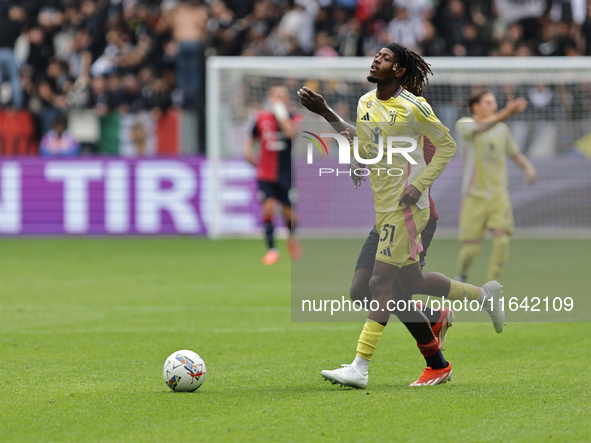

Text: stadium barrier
xmin=0 ymin=108 xmax=199 ymax=156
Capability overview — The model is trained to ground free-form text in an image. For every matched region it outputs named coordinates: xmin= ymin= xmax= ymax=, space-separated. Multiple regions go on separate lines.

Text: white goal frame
xmin=206 ymin=56 xmax=591 ymax=239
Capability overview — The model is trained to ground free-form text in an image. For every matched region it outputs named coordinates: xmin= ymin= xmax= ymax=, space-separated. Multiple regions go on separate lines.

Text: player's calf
xmin=350 ymin=268 xmax=372 ymax=304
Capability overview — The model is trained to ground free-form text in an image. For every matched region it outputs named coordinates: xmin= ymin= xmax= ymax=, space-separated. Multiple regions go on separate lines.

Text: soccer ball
xmin=163 ymin=350 xmax=206 ymax=392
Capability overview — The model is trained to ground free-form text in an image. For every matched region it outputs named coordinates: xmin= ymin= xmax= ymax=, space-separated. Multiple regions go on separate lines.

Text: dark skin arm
xmin=297 ymin=86 xmax=356 ymax=135
xmin=398 ymin=184 xmax=422 ymax=206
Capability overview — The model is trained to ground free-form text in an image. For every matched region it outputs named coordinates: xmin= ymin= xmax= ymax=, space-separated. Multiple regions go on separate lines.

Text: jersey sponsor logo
xmin=389 ymin=110 xmax=398 ymax=125
xmin=371 ymin=127 xmax=383 ymax=144
xmin=262 ymin=132 xmax=287 ymax=151
xmin=360 ymin=112 xmax=370 ymax=121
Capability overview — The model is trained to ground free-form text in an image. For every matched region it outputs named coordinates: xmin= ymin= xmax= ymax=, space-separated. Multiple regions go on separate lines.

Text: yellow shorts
xmin=375 ymin=206 xmax=430 ymax=268
xmin=459 ymin=194 xmax=514 ymax=242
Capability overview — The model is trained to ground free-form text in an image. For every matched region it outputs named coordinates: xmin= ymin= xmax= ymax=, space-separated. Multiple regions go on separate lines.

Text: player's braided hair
xmin=384 ymin=42 xmax=433 ymax=96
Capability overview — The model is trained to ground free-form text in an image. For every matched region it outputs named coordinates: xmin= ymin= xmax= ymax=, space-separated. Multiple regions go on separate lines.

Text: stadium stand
xmin=0 ymin=0 xmax=590 ymax=155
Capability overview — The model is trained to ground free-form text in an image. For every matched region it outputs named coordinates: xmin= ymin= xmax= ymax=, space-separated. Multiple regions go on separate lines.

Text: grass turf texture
xmin=0 ymin=238 xmax=589 ymax=442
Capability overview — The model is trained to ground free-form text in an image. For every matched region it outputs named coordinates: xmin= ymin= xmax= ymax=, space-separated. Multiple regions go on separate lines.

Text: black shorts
xmin=355 ymin=219 xmax=437 ymax=271
xmin=258 ymin=180 xmax=292 ymax=207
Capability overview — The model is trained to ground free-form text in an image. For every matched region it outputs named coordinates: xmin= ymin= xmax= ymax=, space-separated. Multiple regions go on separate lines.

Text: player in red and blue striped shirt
xmin=244 ymin=86 xmax=302 ymax=265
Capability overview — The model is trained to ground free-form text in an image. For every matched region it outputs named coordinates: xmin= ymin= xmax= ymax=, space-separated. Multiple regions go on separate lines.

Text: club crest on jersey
xmin=367 ymin=101 xmax=372 ymax=108
xmin=389 ymin=110 xmax=398 ymax=126
xmin=371 ymin=127 xmax=382 ymax=144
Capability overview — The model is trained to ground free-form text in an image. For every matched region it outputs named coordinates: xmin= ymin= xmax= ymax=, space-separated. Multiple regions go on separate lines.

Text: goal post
xmin=206 ymin=56 xmax=591 ymax=238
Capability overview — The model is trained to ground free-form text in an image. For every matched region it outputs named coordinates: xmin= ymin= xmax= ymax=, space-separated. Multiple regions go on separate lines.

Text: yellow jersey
xmin=456 ymin=117 xmax=519 ymax=199
xmin=355 ymin=87 xmax=456 ymax=213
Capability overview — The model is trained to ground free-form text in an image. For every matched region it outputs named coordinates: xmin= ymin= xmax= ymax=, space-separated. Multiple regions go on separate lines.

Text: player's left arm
xmin=297 ymin=86 xmax=356 ymax=135
xmin=505 ymin=126 xmax=536 ymax=184
xmin=399 ymin=104 xmax=456 ymax=206
xmin=511 ymin=152 xmax=537 ymax=184
xmin=243 ymin=135 xmax=257 ymax=166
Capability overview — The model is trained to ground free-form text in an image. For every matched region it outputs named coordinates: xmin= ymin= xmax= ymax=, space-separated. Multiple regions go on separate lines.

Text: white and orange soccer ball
xmin=163 ymin=350 xmax=206 ymax=392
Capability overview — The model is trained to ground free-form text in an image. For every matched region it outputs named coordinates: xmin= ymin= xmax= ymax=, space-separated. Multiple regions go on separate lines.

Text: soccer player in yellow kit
xmin=300 ymin=43 xmax=506 ymax=388
xmin=456 ymin=90 xmax=537 ymax=283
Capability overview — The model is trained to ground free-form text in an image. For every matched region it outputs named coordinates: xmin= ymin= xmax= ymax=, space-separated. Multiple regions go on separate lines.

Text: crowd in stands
xmin=1 ymin=0 xmax=591 ymax=155
xmin=212 ymin=0 xmax=591 ymax=58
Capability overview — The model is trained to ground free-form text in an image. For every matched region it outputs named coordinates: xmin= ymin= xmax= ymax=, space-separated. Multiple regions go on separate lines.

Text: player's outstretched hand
xmin=297 ymin=86 xmax=329 ymax=115
xmin=398 ymin=184 xmax=422 ymax=206
xmin=505 ymin=95 xmax=528 ymax=115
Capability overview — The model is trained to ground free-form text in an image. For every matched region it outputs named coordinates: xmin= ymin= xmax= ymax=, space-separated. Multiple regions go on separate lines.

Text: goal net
xmin=206 ymin=56 xmax=591 ymax=238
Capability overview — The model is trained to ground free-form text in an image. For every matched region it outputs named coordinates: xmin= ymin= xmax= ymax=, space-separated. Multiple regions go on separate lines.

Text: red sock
xmin=417 ymin=337 xmax=439 ymax=358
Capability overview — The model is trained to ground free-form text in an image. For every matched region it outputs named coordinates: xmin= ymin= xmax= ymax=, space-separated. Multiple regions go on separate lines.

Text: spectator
xmin=39 ymin=114 xmax=80 ymax=156
xmin=78 ymin=0 xmax=108 ymax=62
xmin=0 ymin=5 xmax=25 ymax=108
xmin=388 ymin=6 xmax=424 ymax=51
xmin=528 ymin=84 xmax=556 ymax=120
xmin=119 ymin=73 xmax=145 ymax=114
xmin=38 ymin=58 xmax=70 ymax=135
xmin=421 ymin=19 xmax=446 ymax=57
xmin=314 ymin=32 xmax=339 ymax=57
xmin=462 ymin=22 xmax=487 ymax=56
xmin=338 ymin=18 xmax=365 ymax=57
xmin=580 ymin=2 xmax=591 ymax=55
xmin=170 ymin=0 xmax=208 ymax=108
xmin=91 ymin=75 xmax=109 ymax=116
xmin=26 ymin=27 xmax=55 ymax=79
xmin=537 ymin=21 xmax=564 ymax=56
xmin=434 ymin=0 xmax=467 ymax=55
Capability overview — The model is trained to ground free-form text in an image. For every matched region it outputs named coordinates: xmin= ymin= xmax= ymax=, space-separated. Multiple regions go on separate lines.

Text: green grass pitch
xmin=1 ymin=237 xmax=589 ymax=442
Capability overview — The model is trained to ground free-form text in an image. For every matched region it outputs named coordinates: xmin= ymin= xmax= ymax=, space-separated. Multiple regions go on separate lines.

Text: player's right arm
xmin=297 ymin=86 xmax=356 ymax=135
xmin=471 ymin=95 xmax=527 ymax=135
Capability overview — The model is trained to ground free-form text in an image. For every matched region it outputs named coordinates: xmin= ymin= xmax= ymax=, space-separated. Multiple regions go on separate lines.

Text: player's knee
xmin=262 ymin=200 xmax=274 ymax=216
xmin=368 ymin=274 xmax=390 ymax=301
xmin=494 ymin=234 xmax=510 ymax=246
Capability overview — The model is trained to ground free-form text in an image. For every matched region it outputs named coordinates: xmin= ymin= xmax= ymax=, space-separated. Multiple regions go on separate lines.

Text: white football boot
xmin=481 ymin=280 xmax=505 ymax=333
xmin=321 ymin=364 xmax=368 ymax=389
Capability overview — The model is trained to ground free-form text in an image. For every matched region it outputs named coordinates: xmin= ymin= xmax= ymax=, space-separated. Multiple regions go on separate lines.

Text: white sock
xmin=352 ymin=356 xmax=369 ymax=372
